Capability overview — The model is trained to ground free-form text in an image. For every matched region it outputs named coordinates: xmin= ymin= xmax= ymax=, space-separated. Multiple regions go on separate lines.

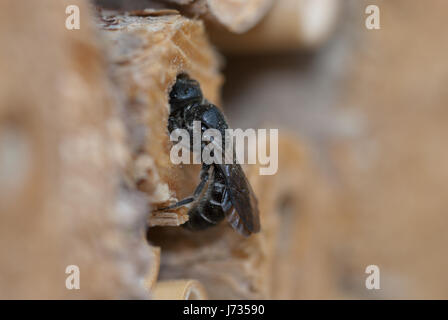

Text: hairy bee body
xmin=163 ymin=74 xmax=260 ymax=236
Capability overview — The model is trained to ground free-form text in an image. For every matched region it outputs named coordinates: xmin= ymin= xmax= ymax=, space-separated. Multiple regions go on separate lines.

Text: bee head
xmin=169 ymin=73 xmax=203 ymax=111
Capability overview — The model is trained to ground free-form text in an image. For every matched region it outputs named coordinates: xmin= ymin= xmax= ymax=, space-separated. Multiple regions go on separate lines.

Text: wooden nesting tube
xmin=152 ymin=280 xmax=208 ymax=300
xmin=98 ymin=10 xmax=223 ymax=298
xmin=160 ymin=0 xmax=274 ymax=33
xmin=208 ymin=0 xmax=342 ymax=54
xmin=98 ymin=10 xmax=223 ymax=228
xmin=144 ymin=246 xmax=161 ymax=291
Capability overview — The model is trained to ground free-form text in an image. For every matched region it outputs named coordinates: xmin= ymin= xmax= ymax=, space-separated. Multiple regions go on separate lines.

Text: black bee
xmin=158 ymin=73 xmax=260 ymax=236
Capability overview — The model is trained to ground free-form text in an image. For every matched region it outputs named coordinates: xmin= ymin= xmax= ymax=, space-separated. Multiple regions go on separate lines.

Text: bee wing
xmin=226 ymin=207 xmax=251 ymax=237
xmin=219 ymin=164 xmax=260 ymax=235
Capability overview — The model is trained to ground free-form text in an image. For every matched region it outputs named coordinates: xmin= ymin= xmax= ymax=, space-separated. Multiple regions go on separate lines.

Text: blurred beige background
xmin=222 ymin=0 xmax=448 ymax=299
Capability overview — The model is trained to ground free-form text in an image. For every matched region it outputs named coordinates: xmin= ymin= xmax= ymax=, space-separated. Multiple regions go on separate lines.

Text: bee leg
xmin=155 ymin=164 xmax=211 ymax=211
xmin=221 ymin=188 xmax=232 ymax=212
xmin=193 ymin=164 xmax=211 ymax=196
xmin=167 ymin=112 xmax=183 ymax=133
